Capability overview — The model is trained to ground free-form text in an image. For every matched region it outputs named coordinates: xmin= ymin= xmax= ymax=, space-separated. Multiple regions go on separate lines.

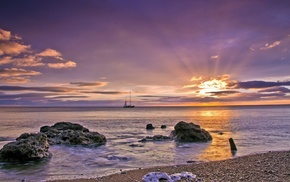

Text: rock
xmin=129 ymin=143 xmax=144 ymax=147
xmin=170 ymin=121 xmax=212 ymax=142
xmin=139 ymin=135 xmax=172 ymax=142
xmin=161 ymin=125 xmax=167 ymax=129
xmin=40 ymin=122 xmax=106 ymax=146
xmin=146 ymin=124 xmax=155 ymax=130
xmin=0 ymin=133 xmax=50 ymax=162
xmin=40 ymin=122 xmax=89 ymax=132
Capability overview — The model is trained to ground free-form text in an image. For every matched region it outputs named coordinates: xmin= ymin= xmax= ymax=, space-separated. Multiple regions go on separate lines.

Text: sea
xmin=0 ymin=106 xmax=290 ymax=181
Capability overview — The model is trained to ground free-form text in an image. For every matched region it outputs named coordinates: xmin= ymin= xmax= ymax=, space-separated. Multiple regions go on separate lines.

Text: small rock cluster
xmin=146 ymin=123 xmax=167 ymax=130
xmin=144 ymin=121 xmax=212 ymax=142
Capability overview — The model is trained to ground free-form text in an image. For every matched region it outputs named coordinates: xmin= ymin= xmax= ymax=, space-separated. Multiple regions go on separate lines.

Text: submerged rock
xmin=129 ymin=143 xmax=144 ymax=147
xmin=171 ymin=121 xmax=212 ymax=142
xmin=40 ymin=122 xmax=106 ymax=146
xmin=161 ymin=125 xmax=167 ymax=129
xmin=146 ymin=123 xmax=155 ymax=130
xmin=139 ymin=135 xmax=172 ymax=142
xmin=0 ymin=133 xmax=50 ymax=162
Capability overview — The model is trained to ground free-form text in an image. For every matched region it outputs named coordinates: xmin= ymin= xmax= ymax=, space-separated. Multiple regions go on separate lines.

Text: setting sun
xmin=198 ymin=79 xmax=228 ymax=96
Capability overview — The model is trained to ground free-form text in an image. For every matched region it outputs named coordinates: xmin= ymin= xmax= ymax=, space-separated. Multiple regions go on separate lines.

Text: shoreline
xmin=49 ymin=150 xmax=290 ymax=182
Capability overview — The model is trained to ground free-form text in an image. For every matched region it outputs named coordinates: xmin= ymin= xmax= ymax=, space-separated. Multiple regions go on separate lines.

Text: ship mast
xmin=130 ymin=92 xmax=131 ymax=106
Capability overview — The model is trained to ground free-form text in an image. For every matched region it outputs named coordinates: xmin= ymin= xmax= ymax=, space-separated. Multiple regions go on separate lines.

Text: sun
xmin=198 ymin=79 xmax=227 ymax=96
xmin=184 ymin=75 xmax=231 ymax=97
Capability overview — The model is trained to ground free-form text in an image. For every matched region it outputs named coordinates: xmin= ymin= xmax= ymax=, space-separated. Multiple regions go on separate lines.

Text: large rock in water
xmin=171 ymin=121 xmax=212 ymax=142
xmin=0 ymin=133 xmax=50 ymax=162
xmin=40 ymin=122 xmax=106 ymax=146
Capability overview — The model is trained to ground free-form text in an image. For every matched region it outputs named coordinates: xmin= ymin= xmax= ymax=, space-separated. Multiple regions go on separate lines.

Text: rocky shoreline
xmin=0 ymin=121 xmax=211 ymax=162
xmin=49 ymin=150 xmax=290 ymax=182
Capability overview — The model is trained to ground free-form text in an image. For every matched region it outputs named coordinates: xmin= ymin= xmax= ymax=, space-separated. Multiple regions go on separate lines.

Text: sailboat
xmin=123 ymin=92 xmax=135 ymax=108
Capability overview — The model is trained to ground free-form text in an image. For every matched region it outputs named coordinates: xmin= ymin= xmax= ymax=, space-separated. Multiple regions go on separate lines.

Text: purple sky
xmin=0 ymin=0 xmax=290 ymax=106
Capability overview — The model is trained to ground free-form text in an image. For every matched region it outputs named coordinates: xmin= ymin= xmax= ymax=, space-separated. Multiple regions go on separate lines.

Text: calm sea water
xmin=0 ymin=106 xmax=290 ymax=181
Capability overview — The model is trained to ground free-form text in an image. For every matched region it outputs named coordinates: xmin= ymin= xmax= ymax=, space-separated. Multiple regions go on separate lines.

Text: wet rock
xmin=139 ymin=135 xmax=172 ymax=142
xmin=40 ymin=122 xmax=106 ymax=146
xmin=146 ymin=124 xmax=155 ymax=130
xmin=0 ymin=133 xmax=50 ymax=162
xmin=40 ymin=122 xmax=89 ymax=132
xmin=161 ymin=125 xmax=167 ymax=129
xmin=129 ymin=143 xmax=144 ymax=147
xmin=170 ymin=121 xmax=212 ymax=142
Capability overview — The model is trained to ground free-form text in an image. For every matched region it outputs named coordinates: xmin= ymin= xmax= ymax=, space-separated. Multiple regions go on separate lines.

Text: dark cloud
xmin=207 ymin=90 xmax=240 ymax=96
xmin=70 ymin=82 xmax=107 ymax=87
xmin=236 ymin=81 xmax=290 ymax=89
xmin=84 ymin=91 xmax=124 ymax=95
xmin=49 ymin=95 xmax=88 ymax=99
xmin=258 ymin=86 xmax=290 ymax=93
xmin=0 ymin=93 xmax=51 ymax=99
xmin=138 ymin=95 xmax=163 ymax=98
xmin=0 ymin=86 xmax=76 ymax=92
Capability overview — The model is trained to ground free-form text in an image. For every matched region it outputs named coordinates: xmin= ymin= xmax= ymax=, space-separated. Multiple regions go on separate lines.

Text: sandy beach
xmin=49 ymin=150 xmax=290 ymax=182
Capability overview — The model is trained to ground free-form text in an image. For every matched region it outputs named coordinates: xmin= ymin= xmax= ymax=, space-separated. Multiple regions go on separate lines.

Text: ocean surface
xmin=0 ymin=106 xmax=290 ymax=181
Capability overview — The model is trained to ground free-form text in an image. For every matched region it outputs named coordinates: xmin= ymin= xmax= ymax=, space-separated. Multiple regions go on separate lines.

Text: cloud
xmin=0 ymin=56 xmax=13 ymax=65
xmin=47 ymin=61 xmax=77 ymax=69
xmin=0 ymin=55 xmax=45 ymax=67
xmin=260 ymin=41 xmax=281 ymax=50
xmin=235 ymin=81 xmax=290 ymax=89
xmin=49 ymin=95 xmax=88 ymax=99
xmin=37 ymin=48 xmax=63 ymax=60
xmin=0 ymin=28 xmax=77 ymax=83
xmin=210 ymin=55 xmax=219 ymax=61
xmin=84 ymin=91 xmax=125 ymax=95
xmin=70 ymin=81 xmax=107 ymax=87
xmin=0 ymin=42 xmax=30 ymax=55
xmin=0 ymin=68 xmax=41 ymax=77
xmin=0 ymin=29 xmax=11 ymax=40
xmin=14 ymin=55 xmax=45 ymax=67
xmin=206 ymin=90 xmax=240 ymax=96
xmin=0 ymin=68 xmax=41 ymax=84
xmin=0 ymin=85 xmax=76 ymax=93
xmin=184 ymin=74 xmax=234 ymax=89
xmin=0 ymin=76 xmax=31 ymax=84
xmin=0 ymin=92 xmax=52 ymax=100
xmin=258 ymin=86 xmax=290 ymax=94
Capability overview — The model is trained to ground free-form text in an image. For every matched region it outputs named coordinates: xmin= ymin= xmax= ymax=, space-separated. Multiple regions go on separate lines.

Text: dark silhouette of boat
xmin=123 ymin=92 xmax=135 ymax=108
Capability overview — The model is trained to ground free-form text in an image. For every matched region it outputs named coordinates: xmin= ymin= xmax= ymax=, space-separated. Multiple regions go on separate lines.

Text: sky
xmin=0 ymin=0 xmax=290 ymax=107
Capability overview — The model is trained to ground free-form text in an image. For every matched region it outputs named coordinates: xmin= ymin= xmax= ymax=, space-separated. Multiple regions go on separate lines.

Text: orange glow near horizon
xmin=181 ymin=108 xmax=237 ymax=161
